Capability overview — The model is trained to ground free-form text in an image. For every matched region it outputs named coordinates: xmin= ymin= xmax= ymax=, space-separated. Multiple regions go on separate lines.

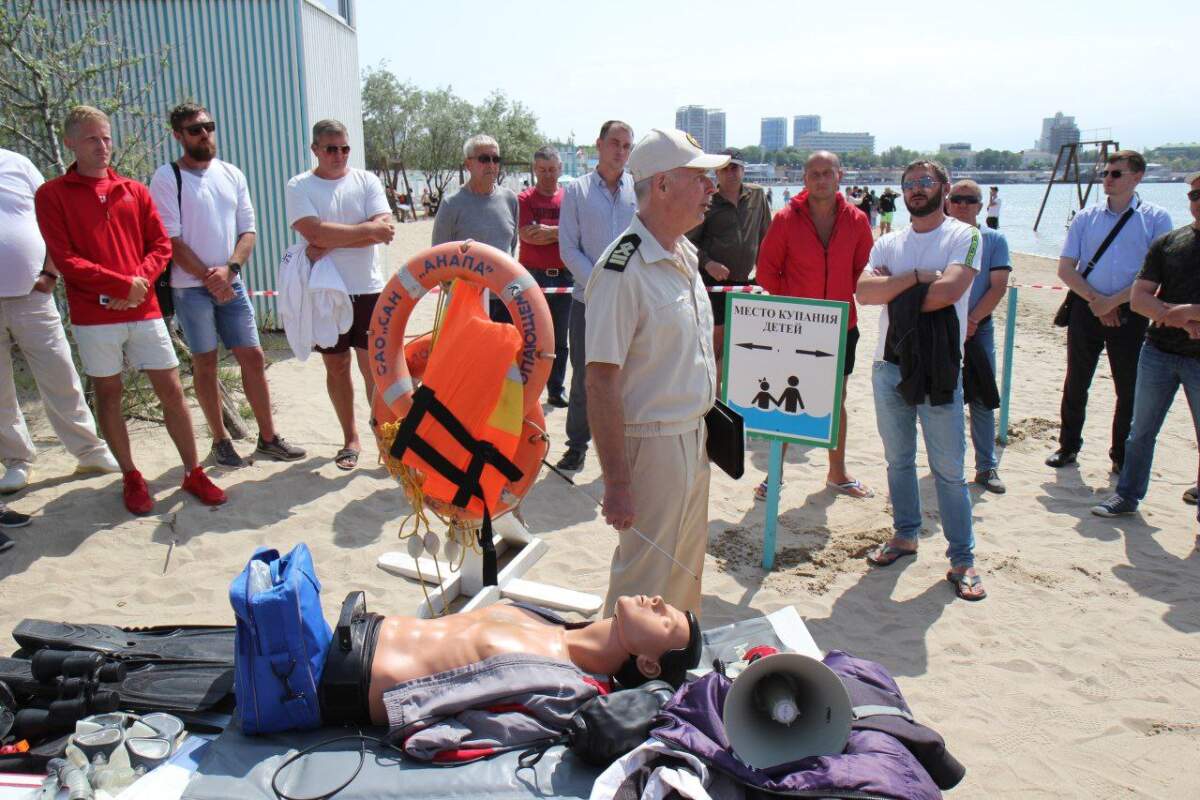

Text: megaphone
xmin=722 ymin=653 xmax=851 ymax=770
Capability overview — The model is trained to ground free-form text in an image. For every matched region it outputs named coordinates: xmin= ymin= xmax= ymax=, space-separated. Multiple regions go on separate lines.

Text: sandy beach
xmin=1 ymin=218 xmax=1197 ymax=796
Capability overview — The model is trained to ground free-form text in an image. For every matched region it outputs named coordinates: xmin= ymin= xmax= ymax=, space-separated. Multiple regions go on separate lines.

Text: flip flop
xmin=334 ymin=448 xmax=359 ymax=471
xmin=866 ymin=542 xmax=917 ymax=567
xmin=946 ymin=570 xmax=987 ymax=601
xmin=754 ymin=479 xmax=784 ymax=502
xmin=827 ymin=479 xmax=875 ymax=499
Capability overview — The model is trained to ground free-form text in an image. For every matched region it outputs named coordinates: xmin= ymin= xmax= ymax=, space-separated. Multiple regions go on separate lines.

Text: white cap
xmin=627 ymin=128 xmax=731 ymax=182
xmin=1186 ymin=171 xmax=1200 ymax=187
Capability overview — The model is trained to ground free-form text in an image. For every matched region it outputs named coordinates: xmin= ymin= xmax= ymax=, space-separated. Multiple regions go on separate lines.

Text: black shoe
xmin=0 ymin=531 xmax=13 ymax=552
xmin=256 ymin=434 xmax=306 ymax=461
xmin=1045 ymin=450 xmax=1078 ymax=468
xmin=211 ymin=438 xmax=247 ymax=468
xmin=547 ymin=393 xmax=569 ymax=409
xmin=974 ymin=469 xmax=1006 ymax=494
xmin=1091 ymin=494 xmax=1137 ymax=517
xmin=0 ymin=506 xmax=31 ymax=529
xmin=555 ymin=448 xmax=585 ymax=471
xmin=1184 ymin=486 xmax=1197 ymax=505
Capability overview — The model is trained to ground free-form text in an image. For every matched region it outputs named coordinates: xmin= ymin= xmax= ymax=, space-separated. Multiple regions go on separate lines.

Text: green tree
xmin=739 ymin=144 xmax=763 ymax=163
xmin=880 ymin=145 xmax=922 ymax=168
xmin=361 ymin=61 xmax=423 ymax=217
xmin=409 ymin=86 xmax=474 ymax=199
xmin=472 ymin=89 xmax=541 ymax=181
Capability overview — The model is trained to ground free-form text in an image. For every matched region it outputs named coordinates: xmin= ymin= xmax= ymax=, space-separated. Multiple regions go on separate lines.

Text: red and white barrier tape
xmin=246 ymin=284 xmax=764 ymax=298
xmin=1010 ymin=283 xmax=1067 ymax=291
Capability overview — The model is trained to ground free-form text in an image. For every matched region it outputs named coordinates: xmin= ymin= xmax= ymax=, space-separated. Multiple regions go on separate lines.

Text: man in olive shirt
xmin=1092 ymin=172 xmax=1200 ymax=522
xmin=685 ymin=148 xmax=771 ymax=386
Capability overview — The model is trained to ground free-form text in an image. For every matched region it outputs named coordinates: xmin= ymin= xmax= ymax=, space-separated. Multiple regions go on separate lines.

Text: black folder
xmin=704 ymin=399 xmax=745 ymax=479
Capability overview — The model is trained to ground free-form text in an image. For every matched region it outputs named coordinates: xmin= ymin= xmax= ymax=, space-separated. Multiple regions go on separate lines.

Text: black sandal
xmin=946 ymin=570 xmax=987 ymax=601
xmin=866 ymin=542 xmax=917 ymax=567
xmin=334 ymin=448 xmax=359 ymax=471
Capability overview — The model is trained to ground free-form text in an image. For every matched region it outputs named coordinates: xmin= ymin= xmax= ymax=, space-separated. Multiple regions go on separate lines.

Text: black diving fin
xmin=12 ymin=619 xmax=234 ymax=665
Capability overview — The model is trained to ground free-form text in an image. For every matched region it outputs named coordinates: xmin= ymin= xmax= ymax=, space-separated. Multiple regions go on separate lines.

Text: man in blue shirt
xmin=555 ymin=121 xmax=637 ymax=471
xmin=1048 ymin=151 xmax=1173 ymax=472
xmin=946 ymin=179 xmax=1010 ymax=493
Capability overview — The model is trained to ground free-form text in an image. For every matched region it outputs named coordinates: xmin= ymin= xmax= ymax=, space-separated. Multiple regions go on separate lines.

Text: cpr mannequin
xmin=319 ymin=593 xmax=701 ymax=727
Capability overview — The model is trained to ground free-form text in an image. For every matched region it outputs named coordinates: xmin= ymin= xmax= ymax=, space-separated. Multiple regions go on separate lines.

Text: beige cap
xmin=1186 ymin=171 xmax=1200 ymax=186
xmin=627 ymin=128 xmax=730 ymax=182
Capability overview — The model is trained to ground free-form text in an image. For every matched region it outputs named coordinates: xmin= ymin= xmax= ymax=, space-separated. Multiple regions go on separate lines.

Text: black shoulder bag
xmin=1053 ymin=206 xmax=1136 ymax=327
xmin=153 ymin=163 xmax=182 ymax=318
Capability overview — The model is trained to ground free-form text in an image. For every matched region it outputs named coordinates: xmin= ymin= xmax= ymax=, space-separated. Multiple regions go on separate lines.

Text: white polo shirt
xmin=584 ymin=215 xmax=716 ymax=434
xmin=0 ymin=148 xmax=47 ymax=297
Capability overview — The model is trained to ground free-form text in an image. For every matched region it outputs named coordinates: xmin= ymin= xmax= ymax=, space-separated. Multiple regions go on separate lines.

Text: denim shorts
xmin=172 ymin=282 xmax=260 ymax=354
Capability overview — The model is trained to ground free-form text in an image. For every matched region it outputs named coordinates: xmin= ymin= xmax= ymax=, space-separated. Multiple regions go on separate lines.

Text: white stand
xmin=377 ymin=514 xmax=602 ymax=618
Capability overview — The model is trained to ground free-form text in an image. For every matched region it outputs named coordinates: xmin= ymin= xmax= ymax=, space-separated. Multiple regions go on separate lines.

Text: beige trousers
xmin=602 ymin=423 xmax=710 ymax=617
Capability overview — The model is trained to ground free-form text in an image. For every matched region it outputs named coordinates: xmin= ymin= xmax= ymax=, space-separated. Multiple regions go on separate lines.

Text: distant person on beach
xmin=0 ymin=148 xmax=118 ymax=505
xmin=517 ymin=146 xmax=570 ymax=408
xmin=1046 ymin=150 xmax=1173 ymax=473
xmin=767 ymin=187 xmax=774 ymax=208
xmin=150 ymin=102 xmax=304 ymax=469
xmin=556 ymin=120 xmax=637 ymax=473
xmin=946 ymin=179 xmax=1010 ymax=494
xmin=286 ymin=118 xmax=394 ymax=472
xmin=868 ymin=189 xmax=880 ymax=229
xmin=420 ymin=187 xmax=432 ymax=216
xmin=782 ymin=188 xmax=791 ymax=203
xmin=856 ymin=159 xmax=986 ymax=601
xmin=756 ymin=150 xmax=874 ymax=501
xmin=879 ymin=188 xmax=898 ymax=234
xmin=432 ymin=133 xmax=519 ymax=323
xmin=686 ymin=147 xmax=771 ymax=389
xmin=860 ymin=188 xmax=876 ymax=229
xmin=986 ymin=187 xmax=1001 ymax=229
xmin=1091 ymin=171 xmax=1200 ymax=525
xmin=585 ymin=129 xmax=725 ymax=616
xmin=35 ymin=106 xmax=226 ymax=515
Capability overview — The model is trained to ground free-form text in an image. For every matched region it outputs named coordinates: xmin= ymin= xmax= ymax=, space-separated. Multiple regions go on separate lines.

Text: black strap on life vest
xmin=390 ymin=384 xmax=524 ymax=586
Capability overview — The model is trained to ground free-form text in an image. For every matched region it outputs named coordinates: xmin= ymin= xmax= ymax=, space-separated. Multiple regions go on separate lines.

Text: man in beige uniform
xmin=585 ymin=129 xmax=728 ymax=617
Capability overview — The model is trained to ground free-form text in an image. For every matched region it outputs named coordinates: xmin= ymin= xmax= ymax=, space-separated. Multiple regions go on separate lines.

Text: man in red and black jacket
xmin=755 ymin=150 xmax=874 ymax=501
xmin=35 ymin=106 xmax=225 ymax=515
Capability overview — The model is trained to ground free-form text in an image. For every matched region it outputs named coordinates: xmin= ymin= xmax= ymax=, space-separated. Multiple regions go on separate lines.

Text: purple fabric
xmin=652 ymin=651 xmax=944 ymax=800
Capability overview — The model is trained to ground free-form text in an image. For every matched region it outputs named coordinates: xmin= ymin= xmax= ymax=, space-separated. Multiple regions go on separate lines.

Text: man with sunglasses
xmin=945 ymin=179 xmax=1010 ymax=494
xmin=1048 ymin=150 xmax=1173 ymax=473
xmin=856 ymin=161 xmax=986 ymax=601
xmin=432 ymin=134 xmax=519 ymax=323
xmin=287 ymin=119 xmax=394 ymax=471
xmin=151 ymin=103 xmax=304 ymax=469
xmin=1091 ymin=173 xmax=1200 ymax=525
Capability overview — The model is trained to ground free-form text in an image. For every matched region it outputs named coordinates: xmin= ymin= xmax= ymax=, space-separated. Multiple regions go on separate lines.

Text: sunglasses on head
xmin=322 ymin=145 xmax=351 ymax=155
xmin=1188 ymin=188 xmax=1200 ymax=202
xmin=183 ymin=121 xmax=216 ymax=136
xmin=472 ymin=154 xmax=502 ymax=164
xmin=949 ymin=194 xmax=981 ymax=205
xmin=901 ymin=176 xmax=938 ymax=191
xmin=1099 ymin=169 xmax=1128 ymax=179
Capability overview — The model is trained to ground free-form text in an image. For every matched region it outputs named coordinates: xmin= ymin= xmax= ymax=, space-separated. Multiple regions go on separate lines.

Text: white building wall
xmin=301 ymin=0 xmax=365 ymax=170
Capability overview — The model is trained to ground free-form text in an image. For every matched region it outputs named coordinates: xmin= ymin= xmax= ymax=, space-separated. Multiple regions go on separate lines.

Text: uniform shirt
xmin=685 ymin=182 xmax=771 ymax=283
xmin=967 ymin=227 xmax=1012 ymax=318
xmin=1138 ymin=225 xmax=1200 ymax=358
xmin=1061 ymin=194 xmax=1173 ymax=295
xmin=517 ymin=186 xmax=563 ymax=270
xmin=585 ymin=215 xmax=716 ymax=431
xmin=149 ymin=158 xmax=256 ymax=289
xmin=986 ymin=195 xmax=1001 ymax=219
xmin=285 ymin=168 xmax=390 ymax=295
xmin=558 ymin=170 xmax=637 ymax=297
xmin=866 ymin=217 xmax=981 ymax=362
xmin=432 ymin=184 xmax=519 ymax=255
xmin=0 ymin=148 xmax=46 ymax=297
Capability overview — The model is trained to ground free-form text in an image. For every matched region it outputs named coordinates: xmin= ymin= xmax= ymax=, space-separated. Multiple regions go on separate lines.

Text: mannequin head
xmin=608 ymin=595 xmax=701 ymax=688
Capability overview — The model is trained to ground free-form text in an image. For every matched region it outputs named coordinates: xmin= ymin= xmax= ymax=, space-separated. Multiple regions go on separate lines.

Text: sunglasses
xmin=948 ymin=195 xmax=981 ymax=205
xmin=1188 ymin=188 xmax=1200 ymax=202
xmin=901 ymin=176 xmax=938 ymax=191
xmin=1098 ymin=169 xmax=1128 ymax=179
xmin=472 ymin=154 xmax=502 ymax=164
xmin=322 ymin=145 xmax=351 ymax=155
xmin=183 ymin=121 xmax=216 ymax=136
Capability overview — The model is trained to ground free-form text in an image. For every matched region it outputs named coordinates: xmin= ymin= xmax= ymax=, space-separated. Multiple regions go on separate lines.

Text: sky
xmin=356 ymin=0 xmax=1197 ymax=154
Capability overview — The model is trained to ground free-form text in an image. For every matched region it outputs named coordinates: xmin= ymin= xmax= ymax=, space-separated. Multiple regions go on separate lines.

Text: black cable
xmin=270 ymin=731 xmax=405 ymax=800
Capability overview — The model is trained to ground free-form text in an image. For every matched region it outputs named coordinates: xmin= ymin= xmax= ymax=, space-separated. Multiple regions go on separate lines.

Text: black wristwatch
xmin=227 ymin=261 xmax=242 ymax=277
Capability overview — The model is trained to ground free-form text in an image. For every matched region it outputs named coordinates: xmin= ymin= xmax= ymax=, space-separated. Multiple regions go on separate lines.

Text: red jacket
xmin=35 ymin=165 xmax=170 ymax=326
xmin=755 ymin=190 xmax=873 ymax=328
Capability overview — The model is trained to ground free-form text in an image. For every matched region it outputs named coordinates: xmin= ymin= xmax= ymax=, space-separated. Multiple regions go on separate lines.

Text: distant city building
xmin=760 ymin=117 xmax=787 ymax=151
xmin=675 ymin=105 xmax=710 ymax=149
xmin=705 ymin=109 xmax=726 ymax=153
xmin=940 ymin=142 xmax=972 ymax=152
xmin=792 ymin=115 xmax=821 ymax=141
xmin=1152 ymin=142 xmax=1200 ymax=158
xmin=794 ymin=131 xmax=875 ymax=155
xmin=743 ymin=163 xmax=774 ymax=183
xmin=1038 ymin=112 xmax=1080 ymax=154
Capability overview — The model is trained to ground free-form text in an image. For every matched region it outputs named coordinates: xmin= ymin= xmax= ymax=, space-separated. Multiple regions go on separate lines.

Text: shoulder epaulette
xmin=602 ymin=233 xmax=641 ymax=272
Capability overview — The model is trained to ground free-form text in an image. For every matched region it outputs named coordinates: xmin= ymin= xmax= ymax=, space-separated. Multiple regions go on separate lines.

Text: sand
xmin=1 ymin=218 xmax=1197 ymax=796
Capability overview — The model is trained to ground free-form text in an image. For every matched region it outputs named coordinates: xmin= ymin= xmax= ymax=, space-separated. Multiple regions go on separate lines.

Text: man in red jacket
xmin=755 ymin=151 xmax=874 ymax=500
xmin=35 ymin=106 xmax=225 ymax=515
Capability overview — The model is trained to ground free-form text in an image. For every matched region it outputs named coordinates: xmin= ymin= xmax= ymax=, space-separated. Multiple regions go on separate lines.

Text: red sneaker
xmin=123 ymin=470 xmax=153 ymax=515
xmin=182 ymin=467 xmax=227 ymax=506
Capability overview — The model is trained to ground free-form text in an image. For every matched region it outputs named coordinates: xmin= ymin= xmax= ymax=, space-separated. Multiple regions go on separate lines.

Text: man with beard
xmin=150 ymin=103 xmax=304 ymax=467
xmin=856 ymin=160 xmax=986 ymax=601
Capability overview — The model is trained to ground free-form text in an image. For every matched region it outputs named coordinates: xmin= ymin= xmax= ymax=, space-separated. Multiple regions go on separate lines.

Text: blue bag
xmin=229 ymin=544 xmax=332 ymax=735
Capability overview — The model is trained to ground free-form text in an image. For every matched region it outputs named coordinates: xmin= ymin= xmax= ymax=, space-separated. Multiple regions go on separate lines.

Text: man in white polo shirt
xmin=586 ymin=129 xmax=726 ymax=617
xmin=286 ymin=119 xmax=393 ymax=471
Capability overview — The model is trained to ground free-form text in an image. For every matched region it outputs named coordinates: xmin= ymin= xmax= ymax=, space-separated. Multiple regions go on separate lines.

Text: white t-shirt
xmin=866 ymin=217 xmax=982 ymax=362
xmin=0 ymin=148 xmax=47 ymax=297
xmin=987 ymin=196 xmax=1001 ymax=218
xmin=285 ymin=168 xmax=390 ymax=295
xmin=150 ymin=158 xmax=256 ymax=289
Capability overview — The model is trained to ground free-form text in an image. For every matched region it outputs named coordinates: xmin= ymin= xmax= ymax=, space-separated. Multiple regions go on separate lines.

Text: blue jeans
xmin=1116 ymin=343 xmax=1200 ymax=506
xmin=172 ymin=282 xmax=260 ymax=354
xmin=968 ymin=319 xmax=998 ymax=473
xmin=872 ymin=360 xmax=976 ymax=567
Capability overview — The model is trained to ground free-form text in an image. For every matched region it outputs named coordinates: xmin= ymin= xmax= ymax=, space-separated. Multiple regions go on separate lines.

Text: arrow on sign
xmin=736 ymin=342 xmax=773 ymax=351
xmin=795 ymin=348 xmax=834 ymax=357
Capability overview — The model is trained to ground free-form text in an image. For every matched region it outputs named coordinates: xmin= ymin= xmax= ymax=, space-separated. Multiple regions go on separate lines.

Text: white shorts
xmin=73 ymin=319 xmax=179 ymax=377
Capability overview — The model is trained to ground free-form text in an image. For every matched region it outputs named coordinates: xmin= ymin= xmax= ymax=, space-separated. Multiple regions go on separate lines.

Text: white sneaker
xmin=75 ymin=448 xmax=121 ymax=475
xmin=0 ymin=463 xmax=31 ymax=494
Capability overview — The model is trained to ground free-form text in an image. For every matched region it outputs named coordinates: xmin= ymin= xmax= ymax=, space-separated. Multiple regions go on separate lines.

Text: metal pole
xmin=998 ymin=287 xmax=1018 ymax=445
xmin=762 ymin=439 xmax=783 ymax=570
